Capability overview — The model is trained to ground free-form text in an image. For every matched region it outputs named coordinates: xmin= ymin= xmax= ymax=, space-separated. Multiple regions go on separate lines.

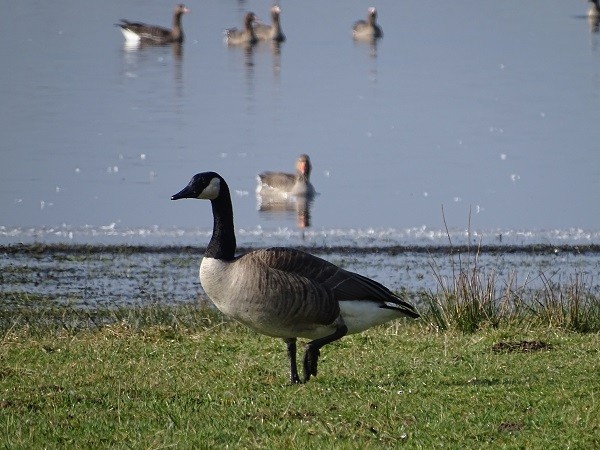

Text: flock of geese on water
xmin=115 ymin=0 xmax=600 ymax=45
xmin=116 ymin=1 xmax=600 ymax=48
xmin=115 ymin=4 xmax=383 ymax=47
xmin=118 ymin=3 xmax=600 ymax=384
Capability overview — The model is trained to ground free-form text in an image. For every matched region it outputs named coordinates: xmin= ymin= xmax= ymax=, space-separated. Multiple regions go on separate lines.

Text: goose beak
xmin=171 ymin=185 xmax=194 ymax=200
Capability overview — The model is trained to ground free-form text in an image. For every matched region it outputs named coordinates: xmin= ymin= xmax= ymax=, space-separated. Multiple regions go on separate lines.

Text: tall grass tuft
xmin=422 ymin=209 xmax=600 ymax=333
xmin=424 ymin=210 xmax=504 ymax=332
xmin=531 ymin=272 xmax=600 ymax=332
xmin=424 ymin=255 xmax=516 ymax=333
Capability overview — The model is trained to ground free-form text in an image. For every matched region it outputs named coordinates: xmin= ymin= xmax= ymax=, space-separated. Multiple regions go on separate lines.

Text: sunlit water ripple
xmin=2 ymin=224 xmax=600 ymax=248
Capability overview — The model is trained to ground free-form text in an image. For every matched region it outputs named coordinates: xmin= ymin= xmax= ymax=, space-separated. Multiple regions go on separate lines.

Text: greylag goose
xmin=257 ymin=154 xmax=315 ymax=197
xmin=352 ymin=7 xmax=383 ymax=40
xmin=224 ymin=12 xmax=259 ymax=46
xmin=171 ymin=172 xmax=420 ymax=383
xmin=254 ymin=5 xmax=286 ymax=42
xmin=116 ymin=4 xmax=189 ymax=45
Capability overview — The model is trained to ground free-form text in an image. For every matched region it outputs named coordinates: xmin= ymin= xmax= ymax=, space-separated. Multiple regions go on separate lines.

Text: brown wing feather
xmin=235 ymin=249 xmax=340 ymax=327
xmin=240 ymin=247 xmax=418 ymax=318
xmin=118 ymin=21 xmax=171 ymax=40
xmin=258 ymin=172 xmax=296 ymax=191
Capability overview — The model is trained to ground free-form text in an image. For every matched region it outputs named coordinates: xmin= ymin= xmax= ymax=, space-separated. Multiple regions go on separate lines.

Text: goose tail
xmin=382 ymin=298 xmax=420 ymax=319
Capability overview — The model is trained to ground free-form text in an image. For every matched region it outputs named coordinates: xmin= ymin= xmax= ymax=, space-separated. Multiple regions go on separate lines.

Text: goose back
xmin=116 ymin=4 xmax=189 ymax=44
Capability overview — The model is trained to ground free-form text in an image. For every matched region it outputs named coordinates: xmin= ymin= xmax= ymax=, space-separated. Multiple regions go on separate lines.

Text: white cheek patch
xmin=199 ymin=177 xmax=221 ymax=200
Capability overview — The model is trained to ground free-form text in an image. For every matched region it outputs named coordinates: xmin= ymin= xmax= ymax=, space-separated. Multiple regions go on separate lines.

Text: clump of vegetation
xmin=421 ymin=215 xmax=600 ymax=333
xmin=423 ymin=251 xmax=599 ymax=333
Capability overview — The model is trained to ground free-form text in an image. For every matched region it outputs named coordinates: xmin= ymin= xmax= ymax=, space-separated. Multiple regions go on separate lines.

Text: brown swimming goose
xmin=224 ymin=12 xmax=259 ymax=46
xmin=116 ymin=4 xmax=189 ymax=45
xmin=352 ymin=7 xmax=383 ymax=40
xmin=171 ymin=172 xmax=419 ymax=383
xmin=254 ymin=5 xmax=286 ymax=42
xmin=257 ymin=154 xmax=315 ymax=197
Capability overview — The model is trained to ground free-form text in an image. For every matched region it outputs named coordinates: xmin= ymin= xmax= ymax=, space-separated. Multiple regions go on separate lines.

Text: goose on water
xmin=257 ymin=154 xmax=315 ymax=198
xmin=172 ymin=171 xmax=420 ymax=383
xmin=254 ymin=5 xmax=286 ymax=42
xmin=115 ymin=4 xmax=189 ymax=45
xmin=224 ymin=12 xmax=259 ymax=46
xmin=352 ymin=7 xmax=383 ymax=40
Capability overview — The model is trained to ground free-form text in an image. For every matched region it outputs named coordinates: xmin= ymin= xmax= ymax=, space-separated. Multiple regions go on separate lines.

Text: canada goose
xmin=257 ymin=154 xmax=315 ymax=197
xmin=115 ymin=4 xmax=189 ymax=45
xmin=254 ymin=5 xmax=286 ymax=42
xmin=171 ymin=172 xmax=420 ymax=383
xmin=352 ymin=7 xmax=383 ymax=40
xmin=224 ymin=12 xmax=259 ymax=46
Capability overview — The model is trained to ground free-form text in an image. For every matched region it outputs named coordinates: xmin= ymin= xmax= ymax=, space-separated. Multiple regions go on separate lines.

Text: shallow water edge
xmin=2 ymin=243 xmax=599 ymax=311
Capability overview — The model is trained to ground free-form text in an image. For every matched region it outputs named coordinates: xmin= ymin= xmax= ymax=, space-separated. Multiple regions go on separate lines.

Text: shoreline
xmin=3 ymin=242 xmax=600 ymax=256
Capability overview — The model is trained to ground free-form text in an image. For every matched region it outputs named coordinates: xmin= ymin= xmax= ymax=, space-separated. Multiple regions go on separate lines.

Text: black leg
xmin=302 ymin=323 xmax=348 ymax=383
xmin=285 ymin=338 xmax=301 ymax=384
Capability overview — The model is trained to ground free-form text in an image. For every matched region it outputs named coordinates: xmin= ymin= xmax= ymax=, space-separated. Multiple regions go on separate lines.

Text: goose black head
xmin=171 ymin=172 xmax=223 ymax=201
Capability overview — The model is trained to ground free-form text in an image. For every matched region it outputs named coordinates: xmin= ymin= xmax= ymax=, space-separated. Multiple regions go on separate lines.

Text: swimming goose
xmin=352 ymin=7 xmax=383 ymax=40
xmin=171 ymin=172 xmax=420 ymax=383
xmin=116 ymin=4 xmax=189 ymax=45
xmin=224 ymin=12 xmax=259 ymax=46
xmin=257 ymin=154 xmax=315 ymax=197
xmin=254 ymin=5 xmax=286 ymax=42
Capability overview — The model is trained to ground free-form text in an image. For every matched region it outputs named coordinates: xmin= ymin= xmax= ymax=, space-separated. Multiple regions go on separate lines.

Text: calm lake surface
xmin=1 ymin=0 xmax=600 ymax=248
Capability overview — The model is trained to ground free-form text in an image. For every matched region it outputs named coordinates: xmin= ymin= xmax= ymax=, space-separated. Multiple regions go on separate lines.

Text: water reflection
xmin=257 ymin=191 xmax=314 ymax=230
xmin=121 ymin=41 xmax=184 ymax=86
xmin=589 ymin=15 xmax=600 ymax=34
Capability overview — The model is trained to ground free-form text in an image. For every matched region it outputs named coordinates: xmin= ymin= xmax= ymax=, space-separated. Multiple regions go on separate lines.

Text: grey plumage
xmin=254 ymin=5 xmax=286 ymax=42
xmin=224 ymin=12 xmax=258 ymax=46
xmin=258 ymin=154 xmax=315 ymax=197
xmin=352 ymin=7 xmax=383 ymax=40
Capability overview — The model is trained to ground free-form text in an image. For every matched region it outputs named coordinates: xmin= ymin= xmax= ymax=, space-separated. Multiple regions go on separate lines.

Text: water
xmin=1 ymin=0 xmax=600 ymax=248
xmin=3 ymin=245 xmax=600 ymax=309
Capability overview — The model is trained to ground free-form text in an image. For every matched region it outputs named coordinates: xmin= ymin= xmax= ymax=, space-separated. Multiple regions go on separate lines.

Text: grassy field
xmin=1 ymin=305 xmax=599 ymax=449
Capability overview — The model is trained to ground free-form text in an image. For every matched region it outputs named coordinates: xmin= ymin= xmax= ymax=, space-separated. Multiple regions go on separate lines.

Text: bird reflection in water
xmin=257 ymin=190 xmax=314 ymax=230
xmin=120 ymin=41 xmax=184 ymax=87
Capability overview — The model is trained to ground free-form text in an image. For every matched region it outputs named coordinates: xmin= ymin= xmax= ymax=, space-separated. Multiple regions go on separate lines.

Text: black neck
xmin=205 ymin=181 xmax=237 ymax=261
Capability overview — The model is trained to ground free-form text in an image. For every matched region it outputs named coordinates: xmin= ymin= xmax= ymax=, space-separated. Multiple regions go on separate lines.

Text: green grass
xmin=1 ymin=306 xmax=599 ymax=449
